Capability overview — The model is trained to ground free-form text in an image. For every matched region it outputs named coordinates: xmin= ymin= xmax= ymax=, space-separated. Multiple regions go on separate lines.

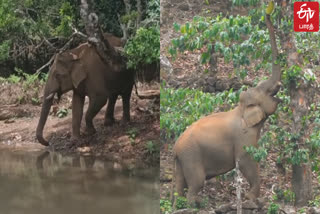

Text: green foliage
xmin=298 ymin=208 xmax=306 ymax=213
xmin=57 ymin=108 xmax=68 ymax=118
xmin=175 ymin=196 xmax=189 ymax=209
xmin=125 ymin=26 xmax=160 ymax=68
xmin=55 ymin=2 xmax=75 ymax=37
xmin=272 ymin=188 xmax=295 ymax=203
xmin=0 ymin=0 xmax=157 ymax=75
xmin=7 ymin=74 xmax=21 ymax=84
xmin=0 ymin=40 xmax=11 ymax=61
xmin=169 ymin=15 xmax=275 ymax=76
xmin=127 ymin=128 xmax=138 ymax=145
xmin=281 ymin=65 xmax=316 ymax=88
xmin=267 ymin=202 xmax=280 ymax=214
xmin=232 ymin=0 xmax=260 ymax=6
xmin=143 ymin=0 xmax=160 ymax=27
xmin=161 ymin=86 xmax=244 ymax=140
xmin=309 ymin=194 xmax=320 ymax=207
xmin=244 ymin=145 xmax=268 ymax=162
xmin=295 ymin=31 xmax=320 ymax=65
xmin=121 ymin=11 xmax=139 ymax=24
xmin=199 ymin=196 xmax=209 ymax=208
xmin=160 ymin=199 xmax=172 ymax=213
xmin=145 ymin=140 xmax=159 ymax=155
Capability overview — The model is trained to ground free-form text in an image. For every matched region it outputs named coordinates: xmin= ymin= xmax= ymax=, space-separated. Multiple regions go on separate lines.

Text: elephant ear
xmin=69 ymin=52 xmax=87 ymax=89
xmin=243 ymin=105 xmax=265 ymax=127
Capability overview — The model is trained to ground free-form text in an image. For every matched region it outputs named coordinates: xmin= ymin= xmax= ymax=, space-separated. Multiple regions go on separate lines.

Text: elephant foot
xmin=245 ymin=192 xmax=258 ymax=201
xmin=120 ymin=118 xmax=130 ymax=125
xmin=104 ymin=118 xmax=115 ymax=126
xmin=84 ymin=127 xmax=96 ymax=136
xmin=68 ymin=136 xmax=81 ymax=148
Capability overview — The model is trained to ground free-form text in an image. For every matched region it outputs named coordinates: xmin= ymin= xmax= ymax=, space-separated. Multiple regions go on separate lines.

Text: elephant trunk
xmin=36 ymin=93 xmax=54 ymax=146
xmin=257 ymin=13 xmax=281 ymax=95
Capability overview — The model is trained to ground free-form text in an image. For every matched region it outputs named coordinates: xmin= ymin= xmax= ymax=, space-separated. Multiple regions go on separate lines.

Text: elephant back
xmin=103 ymin=33 xmax=124 ymax=47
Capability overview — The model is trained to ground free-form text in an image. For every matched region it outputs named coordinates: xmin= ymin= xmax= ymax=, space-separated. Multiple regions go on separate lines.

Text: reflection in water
xmin=0 ymin=148 xmax=159 ymax=214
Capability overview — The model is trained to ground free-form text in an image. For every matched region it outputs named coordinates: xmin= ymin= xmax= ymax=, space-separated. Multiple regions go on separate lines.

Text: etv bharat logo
xmin=294 ymin=2 xmax=319 ymax=32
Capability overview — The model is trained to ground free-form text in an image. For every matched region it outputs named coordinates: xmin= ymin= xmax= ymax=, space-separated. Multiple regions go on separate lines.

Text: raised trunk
xmin=36 ymin=95 xmax=54 ymax=146
xmin=257 ymin=13 xmax=281 ymax=94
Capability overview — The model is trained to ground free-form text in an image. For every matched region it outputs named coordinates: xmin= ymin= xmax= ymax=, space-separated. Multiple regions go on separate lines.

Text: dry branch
xmin=35 ymin=33 xmax=78 ymax=75
xmin=135 ymin=90 xmax=160 ymax=99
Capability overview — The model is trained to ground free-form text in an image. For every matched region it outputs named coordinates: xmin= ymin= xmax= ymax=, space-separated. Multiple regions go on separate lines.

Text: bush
xmin=125 ymin=26 xmax=160 ymax=69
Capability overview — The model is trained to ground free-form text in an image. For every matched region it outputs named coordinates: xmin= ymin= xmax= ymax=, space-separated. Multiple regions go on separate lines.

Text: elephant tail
xmin=134 ymin=82 xmax=141 ymax=98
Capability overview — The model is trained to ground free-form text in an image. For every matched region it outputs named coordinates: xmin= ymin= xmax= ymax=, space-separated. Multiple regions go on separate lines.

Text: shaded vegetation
xmin=0 ymin=0 xmax=160 ymax=76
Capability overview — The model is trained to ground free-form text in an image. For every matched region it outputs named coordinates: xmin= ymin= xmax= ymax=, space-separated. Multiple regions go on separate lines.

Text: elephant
xmin=36 ymin=34 xmax=134 ymax=146
xmin=172 ymin=78 xmax=281 ymax=205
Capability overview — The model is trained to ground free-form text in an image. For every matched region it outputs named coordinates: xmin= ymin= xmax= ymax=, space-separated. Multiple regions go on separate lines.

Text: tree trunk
xmin=278 ymin=2 xmax=314 ymax=206
xmin=80 ymin=0 xmax=124 ymax=72
xmin=292 ymin=164 xmax=312 ymax=206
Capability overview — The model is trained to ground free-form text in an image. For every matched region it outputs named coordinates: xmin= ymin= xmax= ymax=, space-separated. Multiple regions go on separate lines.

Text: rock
xmin=172 ymin=208 xmax=198 ymax=214
xmin=198 ymin=210 xmax=210 ymax=214
xmin=215 ymin=204 xmax=233 ymax=213
xmin=203 ymin=85 xmax=215 ymax=93
xmin=309 ymin=207 xmax=320 ymax=214
xmin=177 ymin=3 xmax=189 ymax=11
xmin=162 ymin=2 xmax=172 ymax=8
xmin=77 ymin=146 xmax=91 ymax=153
xmin=0 ymin=109 xmax=12 ymax=120
xmin=226 ymin=211 xmax=237 ymax=214
xmin=160 ymin=55 xmax=173 ymax=74
xmin=160 ymin=55 xmax=173 ymax=80
xmin=242 ymin=200 xmax=259 ymax=209
xmin=4 ymin=118 xmax=15 ymax=123
xmin=256 ymin=197 xmax=268 ymax=208
xmin=282 ymin=205 xmax=296 ymax=214
xmin=172 ymin=0 xmax=185 ymax=4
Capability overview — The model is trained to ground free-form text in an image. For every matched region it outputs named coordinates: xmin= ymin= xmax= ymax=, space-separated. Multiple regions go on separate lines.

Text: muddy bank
xmin=0 ymin=82 xmax=160 ymax=168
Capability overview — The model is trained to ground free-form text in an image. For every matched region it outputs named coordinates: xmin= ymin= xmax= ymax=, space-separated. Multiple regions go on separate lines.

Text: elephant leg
xmin=183 ymin=163 xmax=205 ymax=206
xmin=175 ymin=159 xmax=187 ymax=197
xmin=122 ymin=92 xmax=131 ymax=122
xmin=239 ymin=155 xmax=260 ymax=200
xmin=85 ymin=96 xmax=108 ymax=135
xmin=72 ymin=92 xmax=85 ymax=140
xmin=104 ymin=94 xmax=117 ymax=126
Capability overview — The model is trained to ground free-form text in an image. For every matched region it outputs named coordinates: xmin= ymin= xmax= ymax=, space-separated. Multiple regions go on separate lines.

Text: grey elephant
xmin=36 ymin=34 xmax=134 ymax=146
xmin=172 ymin=77 xmax=281 ymax=204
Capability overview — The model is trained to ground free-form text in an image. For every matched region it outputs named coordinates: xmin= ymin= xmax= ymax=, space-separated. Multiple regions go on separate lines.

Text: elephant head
xmin=36 ymin=49 xmax=87 ymax=146
xmin=239 ymin=80 xmax=281 ymax=128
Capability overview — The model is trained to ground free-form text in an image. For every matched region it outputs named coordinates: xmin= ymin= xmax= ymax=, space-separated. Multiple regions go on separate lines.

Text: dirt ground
xmin=0 ymin=82 xmax=160 ymax=168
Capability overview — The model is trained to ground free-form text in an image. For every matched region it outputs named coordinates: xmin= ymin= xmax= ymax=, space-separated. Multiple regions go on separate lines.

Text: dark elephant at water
xmin=36 ymin=34 xmax=134 ymax=146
